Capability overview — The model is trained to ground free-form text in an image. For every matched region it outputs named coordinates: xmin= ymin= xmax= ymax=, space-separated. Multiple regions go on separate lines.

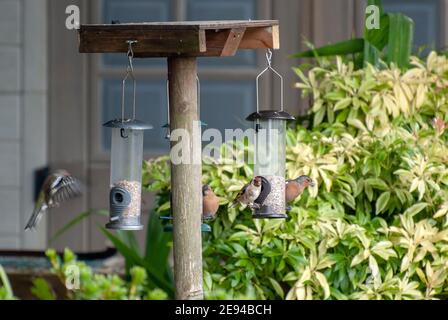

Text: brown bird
xmin=25 ymin=170 xmax=82 ymax=230
xmin=230 ymin=176 xmax=263 ymax=209
xmin=285 ymin=176 xmax=315 ymax=203
xmin=202 ymin=185 xmax=220 ymax=220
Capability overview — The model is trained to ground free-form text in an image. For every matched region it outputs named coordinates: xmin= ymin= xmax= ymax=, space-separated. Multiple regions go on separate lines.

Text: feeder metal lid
xmin=246 ymin=110 xmax=295 ymax=121
xmin=103 ymin=118 xmax=153 ymax=130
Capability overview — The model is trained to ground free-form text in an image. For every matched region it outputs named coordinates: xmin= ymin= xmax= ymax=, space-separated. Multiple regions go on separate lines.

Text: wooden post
xmin=168 ymin=57 xmax=203 ymax=300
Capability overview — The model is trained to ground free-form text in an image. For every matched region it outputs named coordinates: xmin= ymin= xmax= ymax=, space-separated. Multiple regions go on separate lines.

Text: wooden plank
xmin=220 ymin=27 xmax=246 ymax=56
xmin=135 ymin=26 xmax=278 ymax=57
xmin=78 ymin=20 xmax=279 ymax=57
xmin=80 ymin=20 xmax=277 ymax=30
xmin=79 ymin=27 xmax=205 ymax=54
xmin=239 ymin=25 xmax=280 ymax=50
xmin=202 ymin=25 xmax=278 ymax=56
xmin=168 ymin=57 xmax=203 ymax=300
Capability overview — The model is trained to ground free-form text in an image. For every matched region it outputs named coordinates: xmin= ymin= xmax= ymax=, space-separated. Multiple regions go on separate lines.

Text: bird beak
xmin=310 ymin=180 xmax=315 ymax=187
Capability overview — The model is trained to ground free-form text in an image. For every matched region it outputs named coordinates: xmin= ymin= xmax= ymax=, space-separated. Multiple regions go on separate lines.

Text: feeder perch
xmin=160 ymin=216 xmax=211 ymax=233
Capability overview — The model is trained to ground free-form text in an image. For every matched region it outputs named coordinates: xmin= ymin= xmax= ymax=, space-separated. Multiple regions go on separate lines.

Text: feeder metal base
xmin=106 ymin=216 xmax=143 ymax=231
xmin=252 ymin=204 xmax=287 ymax=219
xmin=252 ymin=212 xmax=288 ymax=219
xmin=163 ymin=223 xmax=211 ymax=233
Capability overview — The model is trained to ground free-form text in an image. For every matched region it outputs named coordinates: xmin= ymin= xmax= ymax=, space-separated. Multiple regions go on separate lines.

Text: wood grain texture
xmin=79 ymin=28 xmax=205 ymax=54
xmin=81 ymin=20 xmax=277 ymax=29
xmin=168 ymin=57 xmax=203 ymax=300
xmin=78 ymin=20 xmax=279 ymax=57
xmin=221 ymin=27 xmax=246 ymax=56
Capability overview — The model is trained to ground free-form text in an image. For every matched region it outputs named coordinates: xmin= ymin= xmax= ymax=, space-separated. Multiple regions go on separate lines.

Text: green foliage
xmin=30 ymin=248 xmax=168 ymax=300
xmin=145 ymin=52 xmax=448 ymax=300
xmin=0 ymin=265 xmax=15 ymax=300
xmin=293 ymin=1 xmax=415 ymax=69
xmin=100 ymin=227 xmax=173 ymax=296
xmin=386 ymin=13 xmax=414 ymax=68
xmin=51 ymin=208 xmax=174 ymax=297
xmin=31 ymin=278 xmax=56 ymax=300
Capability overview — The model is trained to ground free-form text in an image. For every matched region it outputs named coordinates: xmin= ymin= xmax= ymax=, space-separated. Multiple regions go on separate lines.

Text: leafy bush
xmin=50 ymin=208 xmax=174 ymax=298
xmin=144 ymin=52 xmax=448 ymax=300
xmin=0 ymin=265 xmax=15 ymax=300
xmin=30 ymin=249 xmax=168 ymax=300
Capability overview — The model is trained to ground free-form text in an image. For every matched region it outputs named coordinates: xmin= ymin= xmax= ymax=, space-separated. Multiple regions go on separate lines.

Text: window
xmin=92 ymin=0 xmax=268 ymax=158
xmin=383 ymin=0 xmax=442 ymax=52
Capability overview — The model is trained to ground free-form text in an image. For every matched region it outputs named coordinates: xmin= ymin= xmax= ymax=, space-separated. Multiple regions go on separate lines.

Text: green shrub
xmin=144 ymin=52 xmax=448 ymax=300
xmin=0 ymin=265 xmax=15 ymax=300
xmin=31 ymin=249 xmax=168 ymax=300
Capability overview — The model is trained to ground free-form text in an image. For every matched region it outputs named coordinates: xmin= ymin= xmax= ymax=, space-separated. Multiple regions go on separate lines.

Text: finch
xmin=24 ymin=170 xmax=82 ymax=230
xmin=285 ymin=175 xmax=314 ymax=203
xmin=230 ymin=176 xmax=263 ymax=209
xmin=202 ymin=185 xmax=219 ymax=220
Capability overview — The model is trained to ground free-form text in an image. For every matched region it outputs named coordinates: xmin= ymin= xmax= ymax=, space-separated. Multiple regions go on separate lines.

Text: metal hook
xmin=126 ymin=40 xmax=136 ymax=73
xmin=121 ymin=40 xmax=138 ymax=122
xmin=255 ymin=49 xmax=283 ymax=113
xmin=265 ymin=49 xmax=273 ymax=67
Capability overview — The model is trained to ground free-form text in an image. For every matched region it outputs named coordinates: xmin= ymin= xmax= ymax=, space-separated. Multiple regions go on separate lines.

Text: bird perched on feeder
xmin=202 ymin=184 xmax=219 ymax=220
xmin=230 ymin=176 xmax=263 ymax=209
xmin=24 ymin=170 xmax=82 ymax=230
xmin=285 ymin=175 xmax=315 ymax=204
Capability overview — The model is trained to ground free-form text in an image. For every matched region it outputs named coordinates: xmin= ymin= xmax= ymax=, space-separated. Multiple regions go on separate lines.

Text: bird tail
xmin=24 ymin=203 xmax=47 ymax=230
xmin=229 ymin=200 xmax=238 ymax=208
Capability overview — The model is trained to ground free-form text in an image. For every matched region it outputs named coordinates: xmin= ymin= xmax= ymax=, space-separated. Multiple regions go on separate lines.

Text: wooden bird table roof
xmin=78 ymin=20 xmax=279 ymax=57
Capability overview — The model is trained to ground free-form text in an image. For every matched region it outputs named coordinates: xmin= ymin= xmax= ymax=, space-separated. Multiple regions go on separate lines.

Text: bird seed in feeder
xmin=113 ymin=180 xmax=141 ymax=217
xmin=262 ymin=175 xmax=286 ymax=214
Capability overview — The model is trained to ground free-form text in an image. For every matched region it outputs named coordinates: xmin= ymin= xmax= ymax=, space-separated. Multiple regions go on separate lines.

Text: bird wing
xmin=234 ymin=182 xmax=250 ymax=202
xmin=24 ymin=191 xmax=47 ymax=230
xmin=51 ymin=175 xmax=82 ymax=205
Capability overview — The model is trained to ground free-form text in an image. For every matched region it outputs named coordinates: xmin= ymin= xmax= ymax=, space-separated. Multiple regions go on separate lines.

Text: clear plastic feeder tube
xmin=104 ymin=119 xmax=152 ymax=230
xmin=246 ymin=110 xmax=294 ymax=218
xmin=255 ymin=119 xmax=286 ymax=214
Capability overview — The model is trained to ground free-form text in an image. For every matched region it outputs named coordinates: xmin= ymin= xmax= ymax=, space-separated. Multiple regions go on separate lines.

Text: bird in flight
xmin=25 ymin=169 xmax=82 ymax=230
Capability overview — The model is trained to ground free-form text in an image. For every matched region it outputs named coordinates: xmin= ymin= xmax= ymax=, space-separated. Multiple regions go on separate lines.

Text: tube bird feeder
xmin=104 ymin=41 xmax=153 ymax=230
xmin=246 ymin=50 xmax=294 ymax=219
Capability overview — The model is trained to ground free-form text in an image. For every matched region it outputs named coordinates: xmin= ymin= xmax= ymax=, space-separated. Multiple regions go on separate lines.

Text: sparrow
xmin=202 ymin=184 xmax=219 ymax=220
xmin=230 ymin=176 xmax=263 ymax=209
xmin=285 ymin=175 xmax=315 ymax=203
xmin=24 ymin=170 xmax=82 ymax=230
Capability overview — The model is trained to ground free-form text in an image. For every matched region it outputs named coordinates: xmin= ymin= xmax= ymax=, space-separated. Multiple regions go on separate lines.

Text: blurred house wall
xmin=0 ymin=0 xmax=48 ymax=250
